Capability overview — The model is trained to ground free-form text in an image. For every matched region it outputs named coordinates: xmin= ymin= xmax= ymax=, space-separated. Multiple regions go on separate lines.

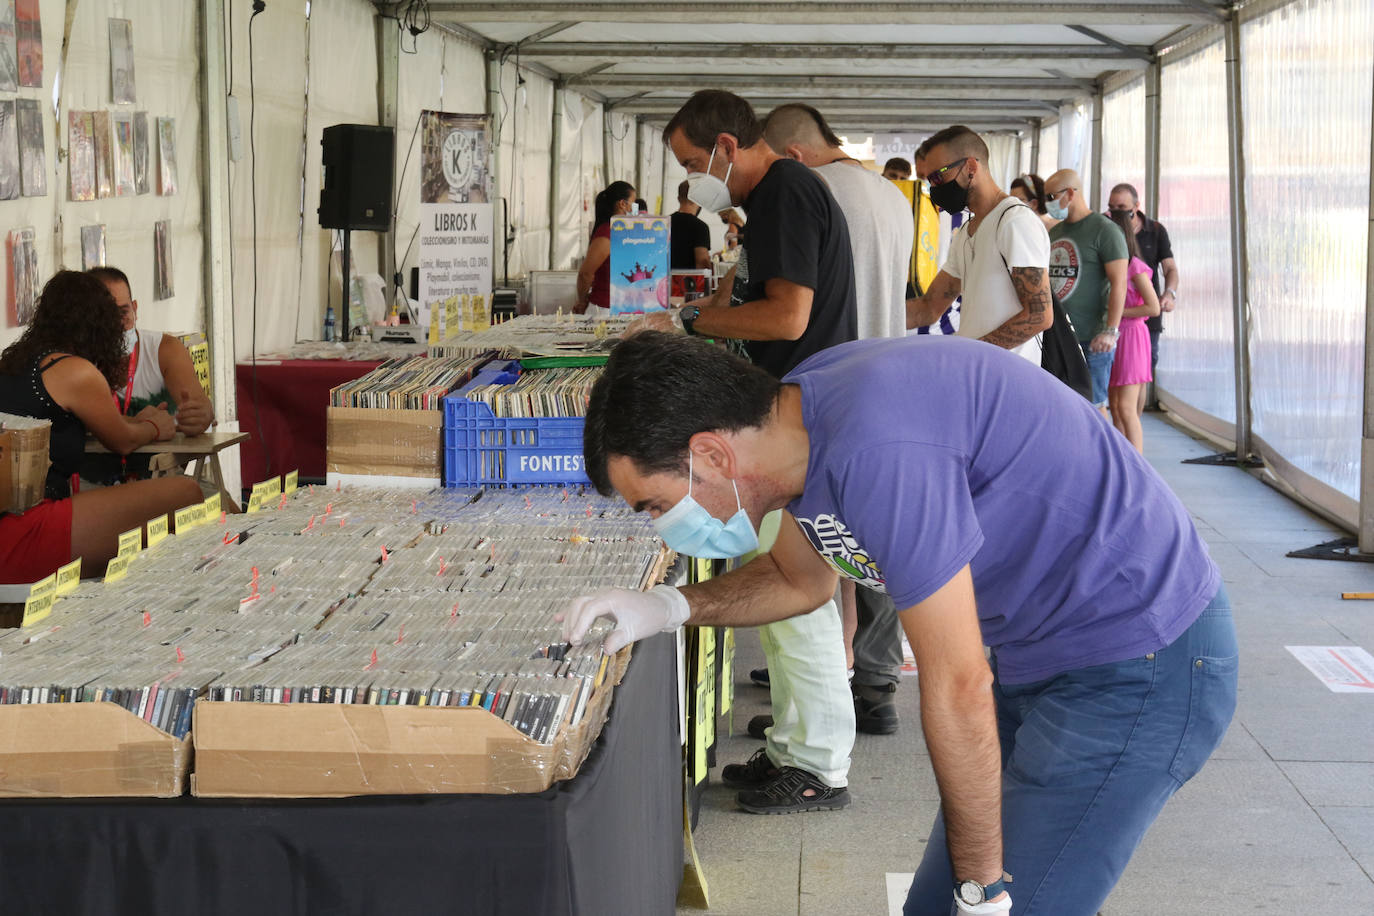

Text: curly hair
xmin=0 ymin=270 xmax=125 ymax=388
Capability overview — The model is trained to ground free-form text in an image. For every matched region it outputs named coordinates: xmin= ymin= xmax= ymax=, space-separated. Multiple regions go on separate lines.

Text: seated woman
xmin=0 ymin=271 xmax=204 ymax=584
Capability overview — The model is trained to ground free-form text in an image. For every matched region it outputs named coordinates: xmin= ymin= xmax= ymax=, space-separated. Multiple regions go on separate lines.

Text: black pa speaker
xmin=318 ymin=124 xmax=394 ymax=232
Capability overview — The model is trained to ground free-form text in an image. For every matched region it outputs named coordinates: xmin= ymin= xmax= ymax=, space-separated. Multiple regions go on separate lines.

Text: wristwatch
xmin=1102 ymin=325 xmax=1119 ymax=338
xmin=955 ymin=875 xmax=1008 ymax=907
xmin=679 ymin=305 xmax=701 ymax=336
xmin=1165 ymin=287 xmax=1178 ymax=299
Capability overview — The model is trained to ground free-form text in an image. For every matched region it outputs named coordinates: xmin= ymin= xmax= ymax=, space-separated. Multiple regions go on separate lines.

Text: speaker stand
xmin=340 ymin=228 xmax=353 ymax=342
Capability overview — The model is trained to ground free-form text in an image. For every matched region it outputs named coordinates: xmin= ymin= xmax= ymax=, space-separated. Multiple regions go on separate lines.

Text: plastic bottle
xmin=323 ymin=305 xmax=336 ymax=342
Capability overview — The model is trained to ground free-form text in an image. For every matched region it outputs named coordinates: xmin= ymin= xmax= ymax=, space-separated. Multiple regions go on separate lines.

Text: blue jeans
xmin=1079 ymin=341 xmax=1115 ymax=408
xmin=904 ymin=587 xmax=1237 ymax=916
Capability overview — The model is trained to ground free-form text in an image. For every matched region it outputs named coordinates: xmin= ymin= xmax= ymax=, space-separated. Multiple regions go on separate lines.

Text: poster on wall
xmin=419 ymin=110 xmax=491 ymax=204
xmin=0 ymin=99 xmax=17 ymax=201
xmin=418 ymin=110 xmax=493 ymax=339
xmin=153 ymin=220 xmax=172 ymax=300
xmin=92 ymin=110 xmax=112 ymax=199
xmin=8 ymin=226 xmax=37 ymax=326
xmin=16 ymin=97 xmax=42 ymax=197
xmin=132 ymin=111 xmax=149 ymax=194
xmin=81 ymin=224 xmax=106 ymax=270
xmin=608 ymin=216 xmax=669 ymax=316
xmin=109 ymin=18 xmax=135 ymax=104
xmin=157 ymin=116 xmax=176 ymax=195
xmin=0 ymin=1 xmax=16 ymax=93
xmin=112 ymin=111 xmax=134 ymax=197
xmin=15 ymin=0 xmax=38 ymax=87
xmin=67 ymin=111 xmax=94 ymax=201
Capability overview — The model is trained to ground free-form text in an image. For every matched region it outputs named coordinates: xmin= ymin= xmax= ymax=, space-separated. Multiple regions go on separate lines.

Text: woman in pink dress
xmin=1107 ymin=209 xmax=1161 ymax=454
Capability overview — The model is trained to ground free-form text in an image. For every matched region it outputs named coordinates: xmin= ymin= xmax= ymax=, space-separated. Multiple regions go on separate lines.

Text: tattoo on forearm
xmin=981 ymin=268 xmax=1050 ymax=350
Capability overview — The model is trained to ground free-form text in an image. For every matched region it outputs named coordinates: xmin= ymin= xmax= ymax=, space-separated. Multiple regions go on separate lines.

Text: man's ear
xmin=687 ymin=431 xmax=736 ymax=478
xmin=716 ymin=132 xmax=740 ymax=160
xmin=786 ymin=144 xmax=806 ymax=163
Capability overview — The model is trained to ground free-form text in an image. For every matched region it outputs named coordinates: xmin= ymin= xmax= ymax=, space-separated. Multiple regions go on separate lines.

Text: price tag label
xmin=117 ymin=527 xmax=142 ymax=558
xmin=284 ymin=470 xmax=298 ymax=495
xmin=104 ymin=554 xmax=130 ymax=583
xmin=190 ymin=503 xmax=208 ymax=527
xmin=146 ymin=514 xmax=169 ymax=548
xmin=21 ymin=577 xmax=56 ymax=627
xmin=264 ymin=476 xmax=281 ymax=502
xmin=203 ymin=492 xmax=222 ymax=517
xmin=174 ymin=506 xmax=198 ymax=533
xmin=247 ymin=491 xmax=263 ymax=514
xmin=55 ymin=559 xmax=82 ymax=596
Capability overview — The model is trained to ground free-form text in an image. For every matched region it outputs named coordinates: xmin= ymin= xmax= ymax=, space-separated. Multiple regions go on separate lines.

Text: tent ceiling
xmin=383 ymin=1 xmax=1227 ymax=134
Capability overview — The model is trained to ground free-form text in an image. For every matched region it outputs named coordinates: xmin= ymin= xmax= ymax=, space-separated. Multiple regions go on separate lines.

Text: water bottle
xmin=323 ymin=305 xmax=336 ymax=342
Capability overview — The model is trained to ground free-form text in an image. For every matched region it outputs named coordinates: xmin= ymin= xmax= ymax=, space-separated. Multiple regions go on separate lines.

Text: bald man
xmin=1044 ymin=169 xmax=1128 ymax=416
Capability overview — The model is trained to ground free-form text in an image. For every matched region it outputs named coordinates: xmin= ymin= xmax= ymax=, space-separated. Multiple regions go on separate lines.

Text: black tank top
xmin=0 ymin=354 xmax=88 ymax=499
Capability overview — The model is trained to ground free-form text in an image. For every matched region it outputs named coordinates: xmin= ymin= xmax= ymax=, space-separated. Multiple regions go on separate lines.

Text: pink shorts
xmin=0 ymin=498 xmax=74 ymax=584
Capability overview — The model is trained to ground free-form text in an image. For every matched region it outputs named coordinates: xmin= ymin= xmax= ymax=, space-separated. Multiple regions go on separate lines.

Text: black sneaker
xmin=750 ymin=667 xmax=770 ymax=687
xmin=721 ymin=747 xmax=780 ymax=788
xmin=747 ymin=714 xmax=773 ymax=740
xmin=853 ymin=682 xmax=899 ymax=735
xmin=737 ymin=767 xmax=851 ymax=815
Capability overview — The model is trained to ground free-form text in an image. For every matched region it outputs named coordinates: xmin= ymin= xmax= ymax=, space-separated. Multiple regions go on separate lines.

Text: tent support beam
xmin=1361 ymin=40 xmax=1374 ymax=553
xmin=1143 ymin=61 xmax=1161 ymax=218
xmin=198 ymin=0 xmax=237 ymax=424
xmin=1089 ymin=87 xmax=1104 ymax=210
xmin=1223 ymin=14 xmax=1252 ymax=461
xmin=1065 ymin=25 xmax=1155 ymax=62
xmin=549 ymin=81 xmax=565 ymax=269
xmin=377 ymin=19 xmax=400 ymax=310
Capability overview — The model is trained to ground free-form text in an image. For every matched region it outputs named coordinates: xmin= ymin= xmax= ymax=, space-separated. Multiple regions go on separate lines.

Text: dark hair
xmin=663 ymin=90 xmax=763 ymax=153
xmin=1010 ymin=173 xmax=1048 ymax=214
xmin=87 ymin=265 xmax=132 ymax=293
xmin=883 ymin=157 xmax=912 ymax=175
xmin=584 ymin=332 xmax=780 ymax=496
xmin=1107 ymin=208 xmax=1142 ymax=261
xmin=0 ymin=270 xmax=125 ymax=387
xmin=677 ymin=180 xmax=691 ymax=202
xmin=594 ymin=181 xmax=636 ymax=228
xmin=1110 ymin=182 xmax=1140 ymax=205
xmin=635 ymin=198 xmax=649 ymax=213
xmin=921 ymin=125 xmax=989 ymax=166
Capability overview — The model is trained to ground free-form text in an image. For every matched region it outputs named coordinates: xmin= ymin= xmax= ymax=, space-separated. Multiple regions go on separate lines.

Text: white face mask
xmin=686 ymin=145 xmax=734 ymax=213
xmin=123 ymin=327 xmax=138 ymax=355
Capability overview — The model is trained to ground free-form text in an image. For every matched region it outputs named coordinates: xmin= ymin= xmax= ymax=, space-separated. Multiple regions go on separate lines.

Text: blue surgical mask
xmin=652 ymin=453 xmax=759 ymax=559
xmin=1046 ymin=195 xmax=1069 ymax=221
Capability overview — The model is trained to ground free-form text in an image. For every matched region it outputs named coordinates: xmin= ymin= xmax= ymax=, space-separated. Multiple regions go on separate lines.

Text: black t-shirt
xmin=1133 ymin=212 xmax=1174 ymax=332
xmin=730 ymin=158 xmax=857 ymax=378
xmin=670 ymin=211 xmax=711 ymax=270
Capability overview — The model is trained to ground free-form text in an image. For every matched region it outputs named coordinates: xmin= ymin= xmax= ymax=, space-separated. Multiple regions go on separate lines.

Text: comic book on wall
xmin=132 ymin=111 xmax=149 ymax=195
xmin=0 ymin=99 xmax=18 ymax=201
xmin=154 ymin=220 xmax=172 ymax=300
xmin=92 ymin=110 xmax=113 ymax=199
xmin=112 ymin=111 xmax=134 ymax=197
xmin=15 ymin=0 xmax=39 ymax=88
xmin=67 ymin=111 xmax=95 ymax=201
xmin=0 ymin=1 xmax=17 ymax=93
xmin=109 ymin=18 xmax=135 ymax=104
xmin=157 ymin=116 xmax=176 ymax=196
xmin=81 ymin=225 xmax=106 ymax=270
xmin=8 ymin=227 xmax=38 ymax=326
xmin=16 ymin=98 xmax=44 ymax=197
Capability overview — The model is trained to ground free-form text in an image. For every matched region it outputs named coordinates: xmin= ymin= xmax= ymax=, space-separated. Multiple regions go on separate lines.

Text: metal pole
xmin=1143 ymin=61 xmax=1162 ymax=218
xmin=1030 ymin=118 xmax=1041 ymax=175
xmin=548 ymin=82 xmax=564 ymax=268
xmin=486 ymin=49 xmax=506 ymax=288
xmin=198 ymin=0 xmax=237 ymax=422
xmin=1360 ymin=51 xmax=1374 ymax=553
xmin=603 ymin=109 xmax=614 ymax=186
xmin=1089 ymin=87 xmax=1104 ymax=211
xmin=377 ymin=20 xmax=400 ymax=311
xmin=659 ymin=136 xmax=669 ymax=216
xmin=634 ymin=116 xmax=645 ymax=196
xmin=1223 ymin=15 xmax=1252 ymax=459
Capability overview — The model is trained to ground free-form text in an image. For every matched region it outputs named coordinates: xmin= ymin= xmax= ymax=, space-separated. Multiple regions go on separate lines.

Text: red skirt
xmin=0 ymin=498 xmax=74 ymax=585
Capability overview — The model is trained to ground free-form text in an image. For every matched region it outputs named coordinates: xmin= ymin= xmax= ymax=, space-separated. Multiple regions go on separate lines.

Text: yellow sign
xmin=190 ymin=503 xmax=208 ymax=527
xmin=104 ymin=554 xmax=130 ymax=583
xmin=55 ymin=559 xmax=82 ymax=596
xmin=284 ymin=470 xmax=298 ymax=495
xmin=429 ymin=302 xmax=441 ymax=345
xmin=147 ymin=514 xmax=170 ymax=548
xmin=174 ymin=506 xmax=198 ymax=533
xmin=720 ymin=628 xmax=736 ymax=715
xmin=263 ymin=476 xmax=281 ymax=502
xmin=117 ymin=528 xmax=142 ymax=558
xmin=21 ymin=574 xmax=57 ymax=627
xmin=187 ymin=341 xmax=212 ymax=399
xmin=246 ymin=491 xmax=263 ymax=514
xmin=203 ymin=492 xmax=222 ymax=517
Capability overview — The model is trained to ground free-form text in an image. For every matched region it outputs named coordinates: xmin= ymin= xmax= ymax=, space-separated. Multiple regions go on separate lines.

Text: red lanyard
xmin=116 ymin=338 xmax=138 ymax=415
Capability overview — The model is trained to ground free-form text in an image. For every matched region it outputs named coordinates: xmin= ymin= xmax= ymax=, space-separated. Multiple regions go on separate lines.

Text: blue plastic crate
xmin=441 ymin=361 xmax=591 ymax=488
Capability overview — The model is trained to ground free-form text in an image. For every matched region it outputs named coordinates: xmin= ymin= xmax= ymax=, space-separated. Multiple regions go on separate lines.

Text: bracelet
xmin=141 ymin=418 xmax=161 ymax=439
xmin=1102 ymin=326 xmax=1119 ymax=337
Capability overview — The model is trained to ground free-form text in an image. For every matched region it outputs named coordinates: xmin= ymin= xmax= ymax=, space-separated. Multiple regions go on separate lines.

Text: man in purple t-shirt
xmin=561 ymin=331 xmax=1237 ymax=916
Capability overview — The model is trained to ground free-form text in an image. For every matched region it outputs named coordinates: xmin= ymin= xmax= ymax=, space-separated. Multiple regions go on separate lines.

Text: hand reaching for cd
xmin=557 ymin=585 xmax=692 ymax=654
xmin=624 ymin=309 xmax=682 ymax=338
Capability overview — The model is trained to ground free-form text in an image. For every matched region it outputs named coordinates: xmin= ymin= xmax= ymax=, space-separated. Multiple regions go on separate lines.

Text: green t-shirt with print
xmin=1048 ymin=213 xmax=1128 ymax=342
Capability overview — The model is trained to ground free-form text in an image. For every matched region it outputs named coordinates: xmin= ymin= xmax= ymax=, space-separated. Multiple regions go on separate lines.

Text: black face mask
xmin=928 ymin=175 xmax=971 ymax=214
xmin=1109 ymin=207 xmax=1136 ymax=220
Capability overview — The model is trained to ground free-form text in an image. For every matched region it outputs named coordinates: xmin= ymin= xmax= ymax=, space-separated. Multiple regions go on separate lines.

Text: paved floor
xmin=678 ymin=413 xmax=1374 ymax=915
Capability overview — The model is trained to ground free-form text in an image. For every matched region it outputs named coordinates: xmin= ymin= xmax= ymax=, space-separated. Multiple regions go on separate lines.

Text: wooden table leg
xmin=208 ymin=453 xmax=240 ymax=512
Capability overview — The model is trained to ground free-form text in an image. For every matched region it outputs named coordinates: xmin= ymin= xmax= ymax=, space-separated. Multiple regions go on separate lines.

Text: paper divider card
xmin=264 ymin=476 xmax=281 ymax=501
xmin=147 ymin=514 xmax=170 ymax=548
xmin=21 ymin=573 xmax=57 ymax=627
xmin=55 ymin=559 xmax=82 ymax=596
xmin=246 ymin=490 xmax=264 ymax=514
xmin=174 ymin=505 xmax=198 ymax=533
xmin=190 ymin=503 xmax=208 ymax=526
xmin=203 ymin=491 xmax=222 ymax=517
xmin=104 ymin=554 xmax=130 ymax=583
xmin=117 ymin=527 xmax=142 ymax=558
xmin=284 ymin=470 xmax=298 ymax=495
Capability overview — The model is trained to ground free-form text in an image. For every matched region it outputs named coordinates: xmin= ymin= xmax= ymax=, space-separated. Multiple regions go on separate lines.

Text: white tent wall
xmin=394 ymin=29 xmax=486 ymax=291
xmin=1019 ymin=135 xmax=1032 ymax=178
xmin=1036 ymin=120 xmax=1058 ymax=175
xmin=604 ymin=110 xmax=636 ymax=188
xmin=493 ymin=60 xmax=553 ymax=282
xmin=570 ymin=95 xmax=604 ymax=267
xmin=1154 ymin=34 xmax=1236 ymax=432
xmin=551 ymin=90 xmax=598 ymax=269
xmin=226 ymin=4 xmax=307 ymax=359
xmin=985 ymin=134 xmax=1020 ymax=194
xmin=300 ymin=0 xmax=381 ymax=343
xmin=1057 ymin=98 xmax=1093 ymax=182
xmin=637 ymin=120 xmax=664 ymax=214
xmin=1099 ymin=76 xmax=1146 ymax=210
xmin=1240 ymin=0 xmax=1372 ymax=513
xmin=0 ymin=0 xmax=205 ymax=353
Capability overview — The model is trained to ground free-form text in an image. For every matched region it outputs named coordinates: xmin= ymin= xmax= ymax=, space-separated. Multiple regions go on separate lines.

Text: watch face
xmin=958 ymin=881 xmax=983 ymax=904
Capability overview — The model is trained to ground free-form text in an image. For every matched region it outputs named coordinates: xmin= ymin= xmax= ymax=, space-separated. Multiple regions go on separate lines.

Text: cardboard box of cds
xmin=189 ymin=650 xmax=627 ymax=798
xmin=326 ymin=407 xmax=445 ymax=480
xmin=0 ymin=702 xmax=190 ymax=797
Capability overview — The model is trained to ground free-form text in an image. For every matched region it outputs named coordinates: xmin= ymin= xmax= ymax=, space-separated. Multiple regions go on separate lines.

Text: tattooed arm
xmin=907 ymin=270 xmax=962 ymax=329
xmin=981 ymin=266 xmax=1053 ymax=350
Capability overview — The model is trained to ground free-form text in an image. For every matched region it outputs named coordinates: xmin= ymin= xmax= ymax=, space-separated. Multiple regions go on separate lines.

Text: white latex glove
xmin=557 ymin=585 xmax=691 ymax=654
xmin=624 ymin=310 xmax=681 ymax=338
xmin=954 ymin=893 xmax=1012 ymax=914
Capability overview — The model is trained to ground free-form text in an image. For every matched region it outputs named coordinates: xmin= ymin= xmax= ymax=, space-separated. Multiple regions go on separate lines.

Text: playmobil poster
xmin=609 ymin=216 xmax=669 ymax=316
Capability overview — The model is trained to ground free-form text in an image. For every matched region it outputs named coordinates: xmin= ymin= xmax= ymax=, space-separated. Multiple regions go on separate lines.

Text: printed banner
xmin=608 ymin=216 xmax=669 ymax=316
xmin=418 ymin=111 xmax=493 ymax=338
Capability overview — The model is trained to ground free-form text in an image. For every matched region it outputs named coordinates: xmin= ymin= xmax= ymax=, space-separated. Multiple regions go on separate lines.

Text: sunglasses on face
xmin=926 ymin=157 xmax=969 ymax=188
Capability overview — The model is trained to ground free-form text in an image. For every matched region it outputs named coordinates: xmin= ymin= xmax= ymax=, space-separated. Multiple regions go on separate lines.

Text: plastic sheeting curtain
xmin=552 ymin=91 xmax=597 ymax=270
xmin=1057 ymin=99 xmax=1092 ymax=179
xmin=1019 ymin=136 xmax=1032 ymax=178
xmin=494 ymin=64 xmax=553 ymax=281
xmin=1036 ymin=121 xmax=1058 ymax=175
xmin=1242 ymin=0 xmax=1372 ymax=505
xmin=638 ymin=121 xmax=664 ymax=214
xmin=984 ymin=134 xmax=1020 ymax=193
xmin=604 ymin=111 xmax=636 ymax=187
xmin=1155 ymin=37 xmax=1235 ymax=427
xmin=1099 ymin=77 xmax=1146 ymax=209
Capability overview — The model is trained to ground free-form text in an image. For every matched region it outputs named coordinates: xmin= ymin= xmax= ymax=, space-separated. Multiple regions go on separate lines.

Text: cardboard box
xmin=326 ymin=407 xmax=444 ymax=479
xmin=0 ymin=419 xmax=49 ymax=515
xmin=190 ymin=663 xmax=624 ymax=798
xmin=0 ymin=702 xmax=190 ymax=797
